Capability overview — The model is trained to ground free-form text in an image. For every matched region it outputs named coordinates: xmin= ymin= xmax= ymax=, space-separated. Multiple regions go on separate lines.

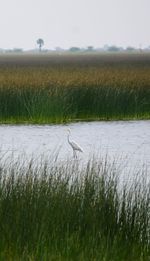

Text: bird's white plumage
xmin=67 ymin=129 xmax=83 ymax=157
xmin=68 ymin=139 xmax=83 ymax=152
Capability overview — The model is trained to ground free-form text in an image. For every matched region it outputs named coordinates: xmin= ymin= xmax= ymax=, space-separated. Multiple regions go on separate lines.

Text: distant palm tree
xmin=37 ymin=38 xmax=44 ymax=52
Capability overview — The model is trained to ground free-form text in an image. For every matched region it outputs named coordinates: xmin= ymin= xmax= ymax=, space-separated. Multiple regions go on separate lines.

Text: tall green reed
xmin=0 ymin=83 xmax=149 ymax=123
xmin=0 ymin=54 xmax=150 ymax=123
xmin=0 ymin=156 xmax=149 ymax=260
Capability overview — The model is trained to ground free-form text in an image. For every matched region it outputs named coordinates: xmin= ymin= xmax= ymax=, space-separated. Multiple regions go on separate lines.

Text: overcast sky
xmin=0 ymin=0 xmax=149 ymax=50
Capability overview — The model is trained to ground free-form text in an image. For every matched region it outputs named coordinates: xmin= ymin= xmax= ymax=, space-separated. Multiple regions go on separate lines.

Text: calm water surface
xmin=0 ymin=120 xmax=150 ymax=170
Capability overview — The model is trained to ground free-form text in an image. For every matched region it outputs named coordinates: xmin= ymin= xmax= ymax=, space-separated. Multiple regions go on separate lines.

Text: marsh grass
xmin=0 ymin=156 xmax=149 ymax=260
xmin=0 ymin=54 xmax=150 ymax=123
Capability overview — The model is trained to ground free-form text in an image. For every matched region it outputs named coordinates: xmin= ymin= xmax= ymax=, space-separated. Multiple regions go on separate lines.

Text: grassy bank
xmin=0 ymin=53 xmax=150 ymax=123
xmin=0 ymin=157 xmax=149 ymax=260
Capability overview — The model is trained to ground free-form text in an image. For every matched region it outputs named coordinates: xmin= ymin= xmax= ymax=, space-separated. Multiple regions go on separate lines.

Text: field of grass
xmin=0 ymin=157 xmax=149 ymax=260
xmin=0 ymin=53 xmax=150 ymax=123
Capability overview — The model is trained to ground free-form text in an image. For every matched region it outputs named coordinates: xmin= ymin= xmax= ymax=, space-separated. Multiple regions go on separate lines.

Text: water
xmin=0 ymin=120 xmax=150 ymax=171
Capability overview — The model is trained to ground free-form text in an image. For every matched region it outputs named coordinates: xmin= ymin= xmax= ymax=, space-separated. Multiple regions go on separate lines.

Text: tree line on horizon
xmin=0 ymin=38 xmax=150 ymax=53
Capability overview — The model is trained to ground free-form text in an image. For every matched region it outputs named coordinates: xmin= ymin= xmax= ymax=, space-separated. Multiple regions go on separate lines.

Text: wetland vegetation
xmin=0 ymin=53 xmax=150 ymax=123
xmin=0 ymin=157 xmax=149 ymax=260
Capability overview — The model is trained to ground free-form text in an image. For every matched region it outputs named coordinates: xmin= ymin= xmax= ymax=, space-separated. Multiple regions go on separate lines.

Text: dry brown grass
xmin=0 ymin=53 xmax=150 ymax=122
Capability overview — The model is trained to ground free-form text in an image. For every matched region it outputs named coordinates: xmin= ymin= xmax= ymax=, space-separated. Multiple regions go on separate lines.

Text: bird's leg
xmin=75 ymin=152 xmax=77 ymax=159
xmin=75 ymin=151 xmax=77 ymax=159
xmin=73 ymin=150 xmax=77 ymax=159
xmin=73 ymin=150 xmax=75 ymax=158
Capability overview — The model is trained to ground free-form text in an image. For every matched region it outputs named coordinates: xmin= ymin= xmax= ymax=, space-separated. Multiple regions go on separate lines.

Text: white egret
xmin=67 ymin=129 xmax=83 ymax=158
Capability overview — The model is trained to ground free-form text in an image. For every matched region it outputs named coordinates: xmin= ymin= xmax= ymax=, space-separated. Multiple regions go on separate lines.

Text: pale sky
xmin=0 ymin=0 xmax=149 ymax=50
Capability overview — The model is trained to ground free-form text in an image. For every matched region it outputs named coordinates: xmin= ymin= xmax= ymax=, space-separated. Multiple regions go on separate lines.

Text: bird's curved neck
xmin=67 ymin=132 xmax=71 ymax=144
